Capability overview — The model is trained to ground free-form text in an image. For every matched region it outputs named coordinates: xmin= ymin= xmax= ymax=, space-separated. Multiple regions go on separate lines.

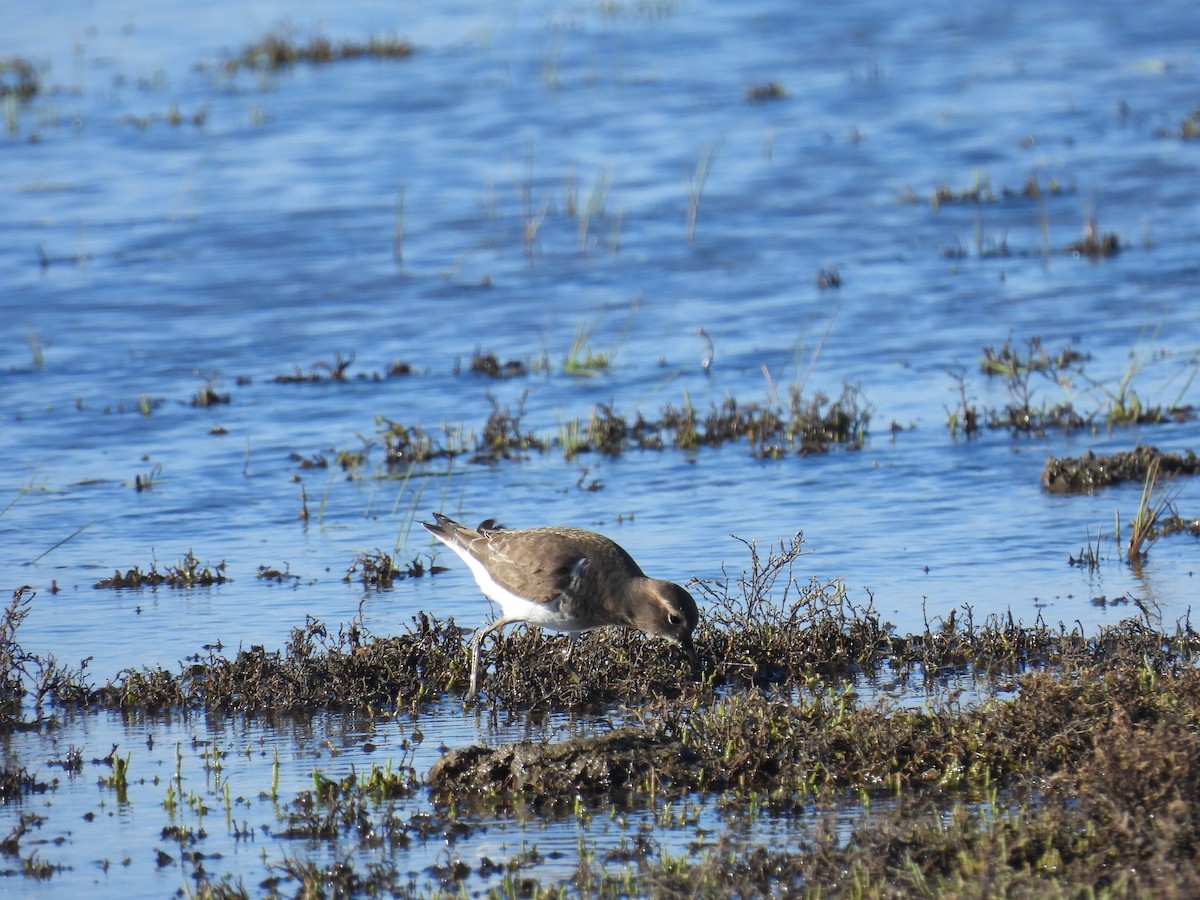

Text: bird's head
xmin=636 ymin=579 xmax=700 ymax=671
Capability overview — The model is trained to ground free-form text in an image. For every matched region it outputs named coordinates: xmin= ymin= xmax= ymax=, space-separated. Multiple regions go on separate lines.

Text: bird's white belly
xmin=456 ymin=547 xmax=580 ymax=631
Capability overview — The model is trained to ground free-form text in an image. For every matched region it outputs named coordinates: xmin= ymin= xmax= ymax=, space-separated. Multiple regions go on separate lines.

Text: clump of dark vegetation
xmin=815 ymin=266 xmax=841 ymax=289
xmin=134 ymin=461 xmax=162 ymax=492
xmin=976 ymin=337 xmax=1090 ymax=434
xmin=468 ymin=351 xmax=528 ymax=379
xmin=256 ymin=563 xmax=301 ymax=584
xmin=89 ymin=614 xmax=468 ymax=713
xmin=919 ymin=171 xmax=1068 ymax=208
xmin=745 ymin=81 xmax=785 ymax=102
xmin=344 ymin=550 xmax=443 ymax=588
xmin=1153 ymin=512 xmax=1200 ymax=538
xmin=94 ymin=551 xmax=229 ymax=590
xmin=120 ymin=103 xmax=210 ymax=131
xmin=1041 ymin=444 xmax=1200 ymax=494
xmin=680 ymin=385 xmax=869 ymax=456
xmin=930 ymin=171 xmax=996 ymax=207
xmin=420 ymin=539 xmax=1200 ymax=897
xmin=979 ymin=335 xmax=1086 ymax=378
xmin=190 ymin=376 xmax=231 ymax=407
xmin=951 ymin=335 xmax=1195 ymax=437
xmin=356 ymin=384 xmax=861 ymax=472
xmin=278 ymin=756 xmax=419 ymax=844
xmin=472 ymin=393 xmax=546 ymax=462
xmin=2 ymin=535 xmax=1186 ymax=721
xmin=1012 ymin=174 xmax=1066 ymax=198
xmin=11 ymin=540 xmax=1200 ymax=894
xmin=560 ymin=384 xmax=870 ymax=460
xmin=289 ymin=451 xmax=328 ymax=469
xmin=1179 ymin=106 xmax=1200 ymax=139
xmin=272 ymin=353 xmax=356 ymax=383
xmin=0 ymin=57 xmax=39 ymax=102
xmin=0 ymin=765 xmax=49 ymax=802
xmin=191 ymin=385 xmax=230 ymax=406
xmin=0 ymin=589 xmax=36 ymax=724
xmin=1064 ymin=214 xmax=1120 ymax=258
xmin=374 ymin=417 xmax=466 ymax=466
xmin=223 ymin=30 xmax=413 ymax=74
xmin=2 ymin=587 xmax=96 ymax=725
xmin=431 ymin=654 xmax=1200 ymax=807
xmin=272 ymin=354 xmax=414 ymax=385
xmin=1 ymin=812 xmax=65 ymax=883
xmin=549 ymin=717 xmax=1200 ymax=897
xmin=914 ymin=173 xmax=1123 ymax=264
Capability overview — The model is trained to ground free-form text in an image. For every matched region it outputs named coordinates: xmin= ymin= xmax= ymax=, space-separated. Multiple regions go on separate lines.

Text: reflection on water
xmin=3 ymin=0 xmax=1200 ymax=893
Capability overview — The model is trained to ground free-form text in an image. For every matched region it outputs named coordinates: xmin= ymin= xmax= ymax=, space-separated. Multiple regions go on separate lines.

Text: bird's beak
xmin=681 ymin=636 xmax=701 ymax=678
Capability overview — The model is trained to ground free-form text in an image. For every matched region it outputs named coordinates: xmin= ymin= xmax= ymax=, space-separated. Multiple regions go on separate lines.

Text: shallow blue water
xmin=3 ymin=0 xmax=1200 ymax=893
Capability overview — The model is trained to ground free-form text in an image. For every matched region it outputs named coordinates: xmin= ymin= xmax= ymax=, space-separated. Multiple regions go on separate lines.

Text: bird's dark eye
xmin=666 ymin=612 xmax=680 ymax=627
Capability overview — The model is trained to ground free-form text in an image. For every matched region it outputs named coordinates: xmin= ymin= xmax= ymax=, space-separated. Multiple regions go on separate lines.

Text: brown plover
xmin=422 ymin=512 xmax=699 ymax=698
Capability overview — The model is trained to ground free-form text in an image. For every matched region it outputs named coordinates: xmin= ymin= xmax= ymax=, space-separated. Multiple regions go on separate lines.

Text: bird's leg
xmin=467 ymin=629 xmax=484 ymax=700
xmin=467 ymin=617 xmax=510 ymax=700
xmin=562 ymin=631 xmax=586 ymax=682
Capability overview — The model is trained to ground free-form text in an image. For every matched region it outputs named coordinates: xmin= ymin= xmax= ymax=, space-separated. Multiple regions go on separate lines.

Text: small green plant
xmin=558 ymin=417 xmax=587 ymax=460
xmin=392 ymin=184 xmax=405 ymax=265
xmin=22 ymin=851 xmax=58 ymax=880
xmin=945 ymin=368 xmax=978 ymax=439
xmin=686 ymin=143 xmax=719 ymax=243
xmin=669 ymin=392 xmax=700 ymax=450
xmin=190 ymin=372 xmax=230 ymax=407
xmin=563 ymin=318 xmax=611 ymax=376
xmin=576 ymin=168 xmax=611 ymax=253
xmin=100 ymin=747 xmax=131 ymax=802
xmin=1068 ymin=528 xmax=1104 ymax=571
xmin=1065 ymin=212 xmax=1119 ymax=257
xmin=929 ymin=170 xmax=995 ymax=209
xmin=1093 ymin=325 xmax=1171 ymax=427
xmin=1125 ymin=458 xmax=1180 ymax=565
xmin=359 ymin=760 xmax=417 ymax=800
xmin=134 ymin=461 xmax=162 ymax=492
xmin=23 ymin=328 xmax=43 ymax=368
